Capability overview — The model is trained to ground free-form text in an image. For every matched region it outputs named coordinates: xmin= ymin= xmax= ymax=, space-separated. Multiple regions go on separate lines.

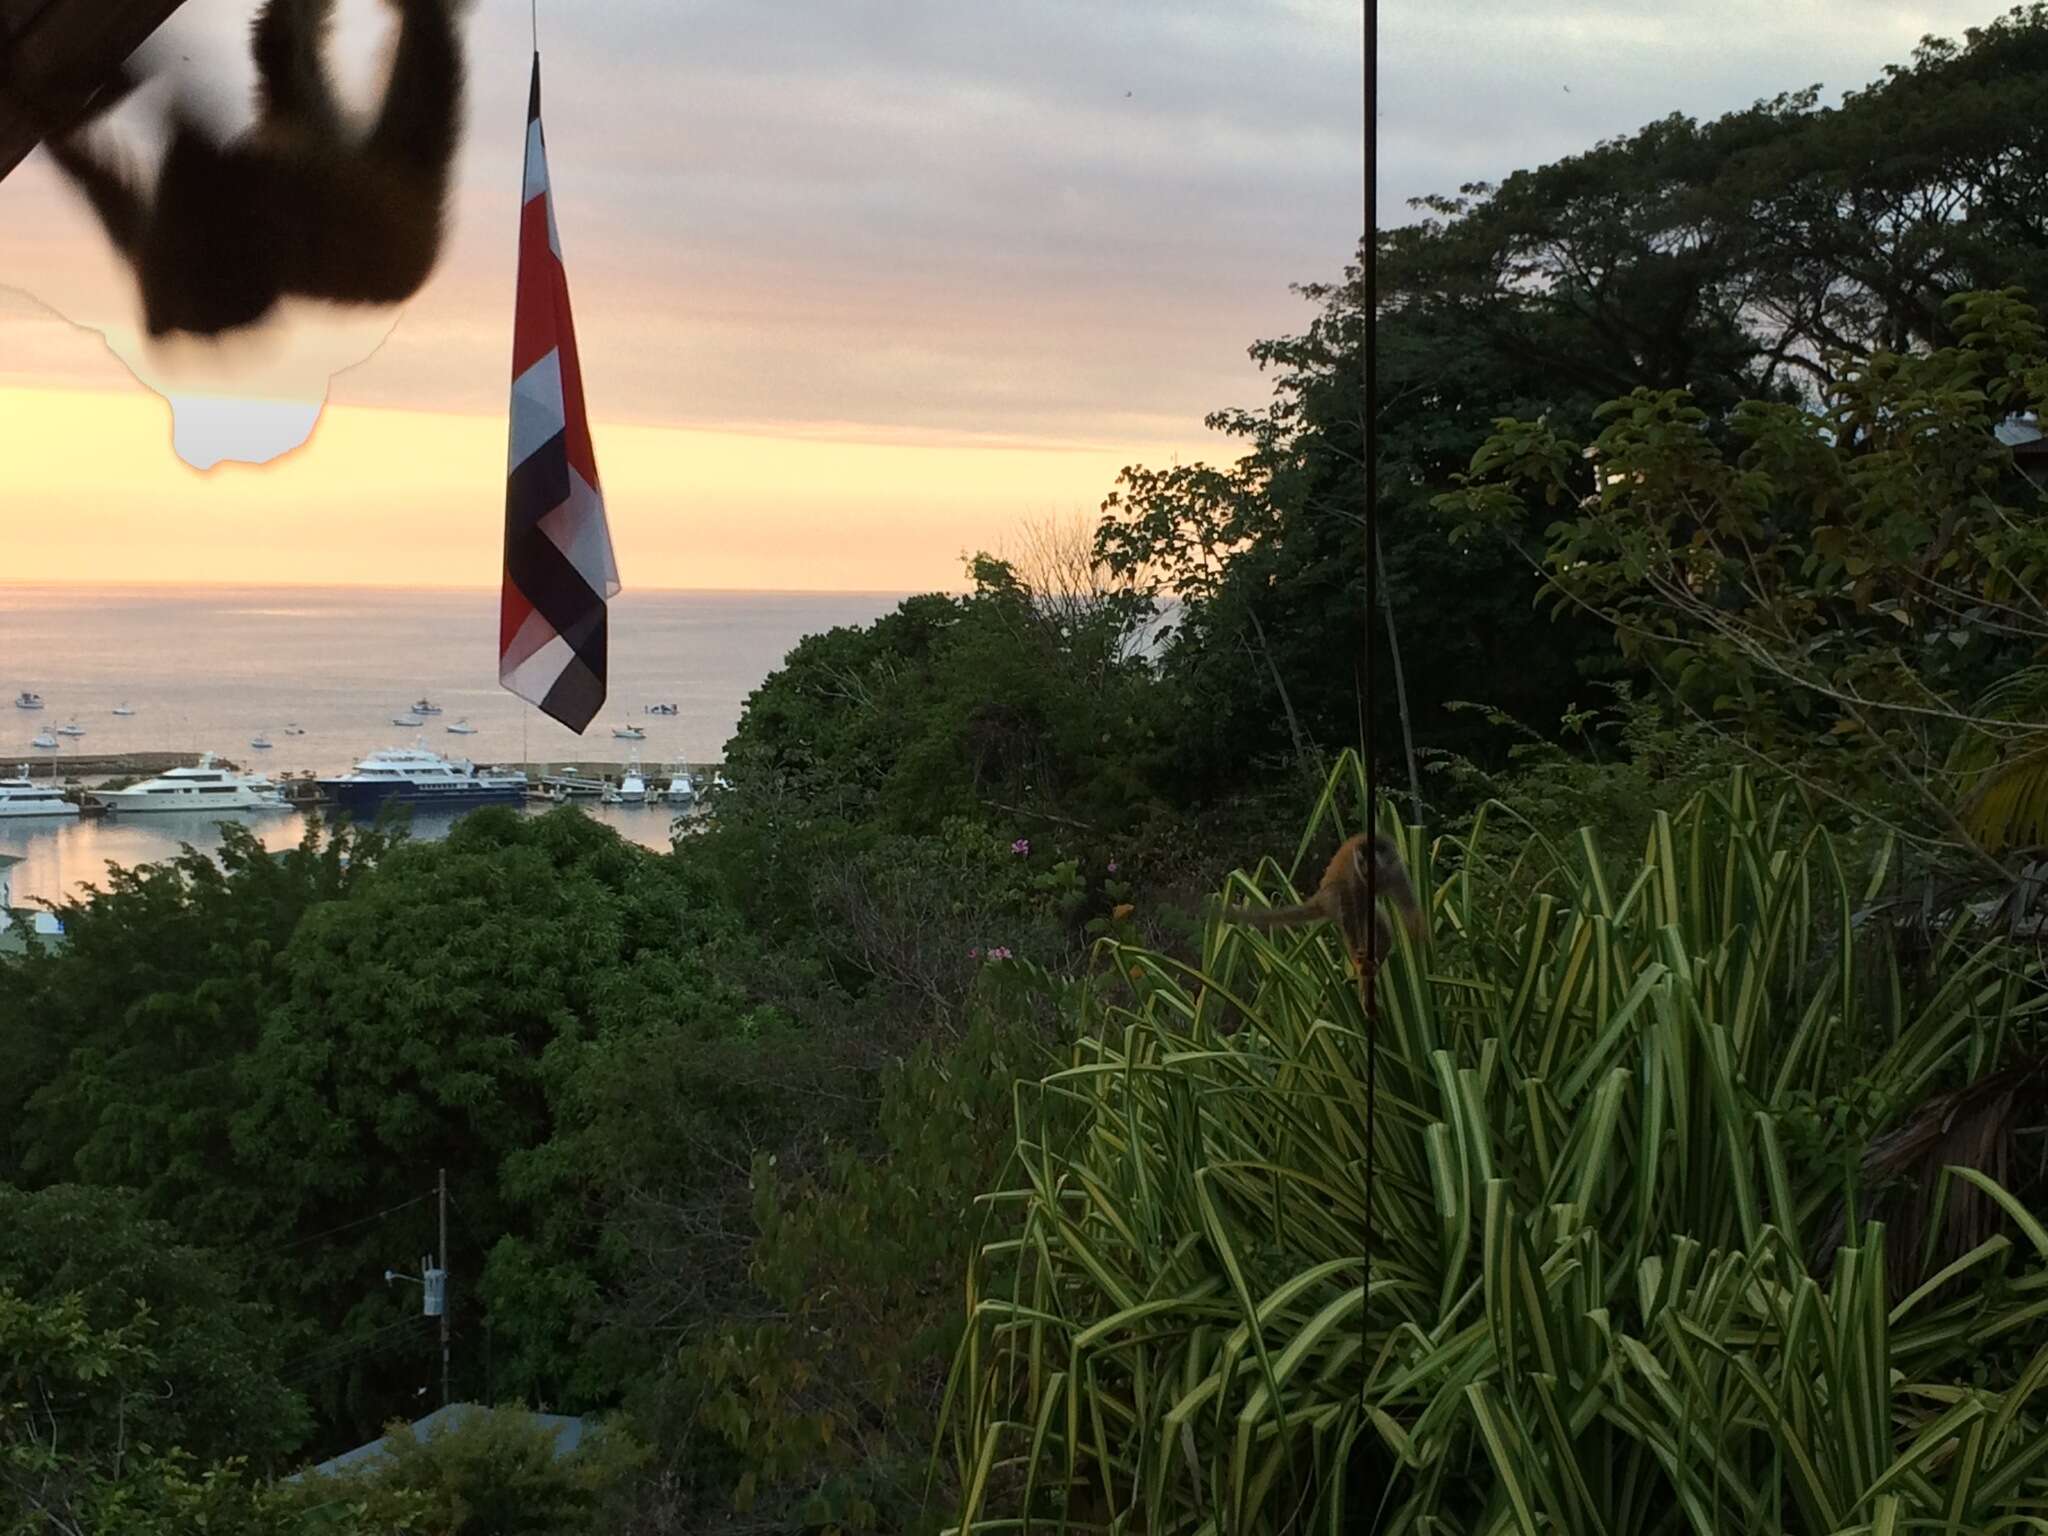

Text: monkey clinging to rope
xmin=41 ymin=0 xmax=465 ymax=340
xmin=1225 ymin=833 xmax=1424 ymax=975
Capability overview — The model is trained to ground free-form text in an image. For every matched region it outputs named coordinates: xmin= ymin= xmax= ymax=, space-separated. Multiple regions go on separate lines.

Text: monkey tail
xmin=1221 ymin=901 xmax=1325 ymax=931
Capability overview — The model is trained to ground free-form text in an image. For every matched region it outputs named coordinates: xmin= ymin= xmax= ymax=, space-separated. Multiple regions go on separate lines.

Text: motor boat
xmin=14 ymin=692 xmax=42 ymax=710
xmin=393 ymin=714 xmax=425 ymax=728
xmin=603 ymin=758 xmax=649 ymax=805
xmin=283 ymin=724 xmax=306 ymax=736
xmin=96 ymin=755 xmax=290 ymax=813
xmin=29 ymin=732 xmax=57 ymax=750
xmin=53 ymin=722 xmax=85 ymax=738
xmin=249 ymin=735 xmax=274 ymax=750
xmin=644 ymin=703 xmax=679 ymax=715
xmin=445 ymin=719 xmax=477 ymax=735
xmin=612 ymin=724 xmax=646 ymax=741
xmin=318 ymin=747 xmax=528 ymax=814
xmin=411 ymin=698 xmax=443 ymax=715
xmin=0 ymin=765 xmax=78 ymax=818
xmin=111 ymin=703 xmax=136 ymax=716
xmin=660 ymin=768 xmax=696 ymax=805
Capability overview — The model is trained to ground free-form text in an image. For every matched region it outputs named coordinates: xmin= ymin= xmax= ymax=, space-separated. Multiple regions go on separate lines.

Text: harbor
xmin=0 ymin=748 xmax=722 ymax=910
xmin=1 ymin=752 xmax=724 ymax=812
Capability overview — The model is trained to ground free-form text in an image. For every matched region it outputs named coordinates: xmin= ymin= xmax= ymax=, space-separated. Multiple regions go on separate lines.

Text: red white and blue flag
xmin=500 ymin=53 xmax=618 ymax=733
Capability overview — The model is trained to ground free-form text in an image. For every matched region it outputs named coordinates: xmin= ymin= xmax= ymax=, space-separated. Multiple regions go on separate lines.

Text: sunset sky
xmin=0 ymin=0 xmax=2003 ymax=592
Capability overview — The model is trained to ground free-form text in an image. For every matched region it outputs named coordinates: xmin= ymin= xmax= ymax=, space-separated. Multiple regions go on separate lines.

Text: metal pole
xmin=438 ymin=1167 xmax=450 ymax=1407
xmin=1361 ymin=0 xmax=1380 ymax=1414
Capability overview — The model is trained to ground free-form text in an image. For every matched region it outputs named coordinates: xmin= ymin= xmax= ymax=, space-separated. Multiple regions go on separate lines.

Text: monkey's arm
xmin=252 ymin=0 xmax=344 ymax=139
xmin=42 ymin=133 xmax=148 ymax=259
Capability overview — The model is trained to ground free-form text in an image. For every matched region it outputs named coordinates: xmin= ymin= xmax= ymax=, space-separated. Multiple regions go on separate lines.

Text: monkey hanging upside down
xmin=40 ymin=0 xmax=465 ymax=340
xmin=1223 ymin=833 xmax=1424 ymax=974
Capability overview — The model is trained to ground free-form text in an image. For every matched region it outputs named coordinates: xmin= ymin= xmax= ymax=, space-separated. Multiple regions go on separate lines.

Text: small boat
xmin=393 ymin=714 xmax=425 ymax=728
xmin=612 ymin=724 xmax=646 ymax=741
xmin=14 ymin=692 xmax=42 ymax=710
xmin=411 ymin=699 xmax=443 ymax=716
xmin=283 ymin=724 xmax=306 ymax=736
xmin=603 ymin=757 xmax=649 ymax=805
xmin=445 ymin=719 xmax=477 ymax=735
xmin=249 ymin=735 xmax=274 ymax=750
xmin=644 ymin=703 xmax=679 ymax=715
xmin=30 ymin=732 xmax=59 ymax=750
xmin=111 ymin=703 xmax=136 ymax=716
xmin=661 ymin=767 xmax=696 ymax=805
xmin=54 ymin=722 xmax=86 ymax=738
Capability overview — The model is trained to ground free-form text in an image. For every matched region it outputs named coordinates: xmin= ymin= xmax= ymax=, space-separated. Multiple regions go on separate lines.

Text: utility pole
xmin=438 ymin=1167 xmax=450 ymax=1408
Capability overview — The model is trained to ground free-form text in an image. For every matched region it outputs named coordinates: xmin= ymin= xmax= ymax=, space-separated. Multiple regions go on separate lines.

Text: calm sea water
xmin=0 ymin=583 xmax=906 ymax=904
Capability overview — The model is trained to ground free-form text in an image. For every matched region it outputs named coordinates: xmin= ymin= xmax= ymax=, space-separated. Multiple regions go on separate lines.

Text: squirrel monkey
xmin=42 ymin=0 xmax=465 ymax=340
xmin=1224 ymin=833 xmax=1423 ymax=973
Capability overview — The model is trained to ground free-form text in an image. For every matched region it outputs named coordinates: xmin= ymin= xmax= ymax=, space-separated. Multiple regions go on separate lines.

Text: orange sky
xmin=0 ymin=378 xmax=1189 ymax=591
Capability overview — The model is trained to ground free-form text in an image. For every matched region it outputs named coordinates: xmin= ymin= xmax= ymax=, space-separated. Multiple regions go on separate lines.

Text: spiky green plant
xmin=939 ymin=756 xmax=2048 ymax=1534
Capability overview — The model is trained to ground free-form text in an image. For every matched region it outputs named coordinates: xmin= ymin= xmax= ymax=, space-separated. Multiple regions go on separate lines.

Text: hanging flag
xmin=500 ymin=52 xmax=618 ymax=733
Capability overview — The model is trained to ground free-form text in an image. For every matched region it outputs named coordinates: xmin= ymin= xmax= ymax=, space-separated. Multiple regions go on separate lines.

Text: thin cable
xmin=1360 ymin=0 xmax=1380 ymax=1422
xmin=251 ymin=1193 xmax=431 ymax=1258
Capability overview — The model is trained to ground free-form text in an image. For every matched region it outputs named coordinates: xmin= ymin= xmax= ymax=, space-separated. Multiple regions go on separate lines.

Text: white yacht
xmin=0 ymin=766 xmax=78 ymax=818
xmin=445 ymin=719 xmax=477 ymax=735
xmin=29 ymin=732 xmax=57 ymax=750
xmin=53 ymin=722 xmax=85 ymax=738
xmin=111 ymin=703 xmax=136 ymax=716
xmin=603 ymin=758 xmax=648 ymax=805
xmin=411 ymin=698 xmax=443 ymax=716
xmin=96 ymin=755 xmax=289 ymax=814
xmin=249 ymin=735 xmax=274 ymax=750
xmin=660 ymin=767 xmax=696 ymax=805
xmin=319 ymin=747 xmax=527 ymax=814
xmin=14 ymin=692 xmax=42 ymax=710
xmin=612 ymin=724 xmax=646 ymax=741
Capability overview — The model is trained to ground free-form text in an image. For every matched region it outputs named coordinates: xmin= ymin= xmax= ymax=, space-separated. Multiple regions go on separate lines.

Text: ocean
xmin=0 ymin=582 xmax=907 ymax=905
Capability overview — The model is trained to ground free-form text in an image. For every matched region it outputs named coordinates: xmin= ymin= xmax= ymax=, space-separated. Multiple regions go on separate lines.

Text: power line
xmin=251 ymin=1193 xmax=432 ymax=1258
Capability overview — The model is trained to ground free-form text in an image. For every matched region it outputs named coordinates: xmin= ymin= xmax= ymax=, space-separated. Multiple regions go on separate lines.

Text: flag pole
xmin=1360 ymin=0 xmax=1380 ymax=1416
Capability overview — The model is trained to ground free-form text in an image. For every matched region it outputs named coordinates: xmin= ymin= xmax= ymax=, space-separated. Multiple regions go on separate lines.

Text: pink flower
xmin=968 ymin=947 xmax=982 ymax=959
xmin=1107 ymin=859 xmax=1119 ymax=873
xmin=989 ymin=946 xmax=1013 ymax=960
xmin=1011 ymin=838 xmax=1031 ymax=856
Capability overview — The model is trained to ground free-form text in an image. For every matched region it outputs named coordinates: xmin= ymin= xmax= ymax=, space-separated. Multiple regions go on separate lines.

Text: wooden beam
xmin=0 ymin=0 xmax=193 ymax=184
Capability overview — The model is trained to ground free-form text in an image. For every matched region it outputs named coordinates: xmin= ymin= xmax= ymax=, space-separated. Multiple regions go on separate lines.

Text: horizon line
xmin=0 ymin=576 xmax=943 ymax=598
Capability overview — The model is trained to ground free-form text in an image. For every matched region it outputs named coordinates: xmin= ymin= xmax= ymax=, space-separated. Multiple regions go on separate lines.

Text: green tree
xmin=1438 ymin=288 xmax=2048 ymax=866
xmin=0 ymin=1184 xmax=310 ymax=1470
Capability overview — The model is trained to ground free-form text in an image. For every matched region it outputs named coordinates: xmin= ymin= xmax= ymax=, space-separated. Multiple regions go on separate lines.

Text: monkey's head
xmin=1359 ymin=834 xmax=1424 ymax=938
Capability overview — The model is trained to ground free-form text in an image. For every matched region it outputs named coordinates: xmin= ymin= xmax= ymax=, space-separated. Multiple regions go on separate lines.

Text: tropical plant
xmin=941 ymin=754 xmax=2048 ymax=1533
